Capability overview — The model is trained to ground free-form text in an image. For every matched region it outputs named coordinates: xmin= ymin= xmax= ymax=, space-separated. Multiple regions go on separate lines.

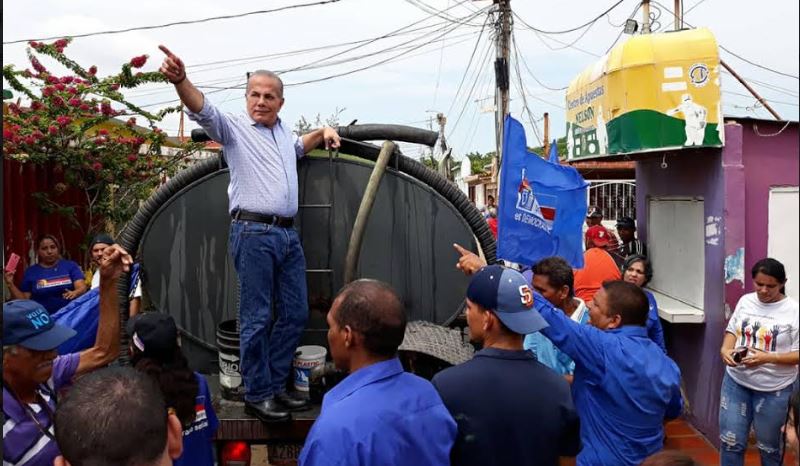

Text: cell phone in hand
xmin=732 ymin=347 xmax=749 ymax=364
xmin=5 ymin=253 xmax=20 ymax=273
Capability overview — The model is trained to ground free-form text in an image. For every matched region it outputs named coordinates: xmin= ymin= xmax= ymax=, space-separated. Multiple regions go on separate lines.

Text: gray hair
xmin=246 ymin=70 xmax=284 ymax=98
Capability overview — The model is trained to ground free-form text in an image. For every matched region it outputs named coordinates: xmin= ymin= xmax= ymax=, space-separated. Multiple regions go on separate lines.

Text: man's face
xmin=246 ymin=75 xmax=284 ymax=127
xmin=587 ymin=288 xmax=620 ymax=330
xmin=532 ymin=274 xmax=567 ymax=309
xmin=4 ymin=346 xmax=58 ymax=384
xmin=617 ymin=226 xmax=635 ymax=243
xmin=91 ymin=242 xmax=111 ymax=266
xmin=465 ymin=298 xmax=487 ymax=344
xmin=326 ymin=298 xmax=349 ymax=371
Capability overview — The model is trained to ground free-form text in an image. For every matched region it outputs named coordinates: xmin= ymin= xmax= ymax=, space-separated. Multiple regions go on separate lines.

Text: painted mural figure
xmin=667 ymin=94 xmax=707 ymax=146
xmin=596 ymin=106 xmax=609 ymax=155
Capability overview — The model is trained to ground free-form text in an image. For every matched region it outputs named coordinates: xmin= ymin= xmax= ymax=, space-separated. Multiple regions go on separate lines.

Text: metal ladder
xmin=298 ymin=149 xmax=338 ymax=311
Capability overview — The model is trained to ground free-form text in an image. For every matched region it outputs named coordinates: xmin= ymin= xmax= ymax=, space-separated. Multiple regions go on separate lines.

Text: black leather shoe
xmin=275 ymin=391 xmax=310 ymax=411
xmin=244 ymin=399 xmax=291 ymax=423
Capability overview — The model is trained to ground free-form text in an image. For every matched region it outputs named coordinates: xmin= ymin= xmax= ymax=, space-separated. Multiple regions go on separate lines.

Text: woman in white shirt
xmin=719 ymin=258 xmax=800 ymax=466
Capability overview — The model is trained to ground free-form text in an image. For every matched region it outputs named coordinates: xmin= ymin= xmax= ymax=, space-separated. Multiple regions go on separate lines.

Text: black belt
xmin=231 ymin=209 xmax=294 ymax=228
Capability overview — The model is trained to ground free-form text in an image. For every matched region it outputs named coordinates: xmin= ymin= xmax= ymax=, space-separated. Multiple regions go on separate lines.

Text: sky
xmin=3 ymin=0 xmax=799 ymax=161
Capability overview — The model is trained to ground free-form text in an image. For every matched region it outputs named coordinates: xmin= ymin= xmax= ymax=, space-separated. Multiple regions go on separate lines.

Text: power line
xmin=446 ymin=15 xmax=492 ymax=116
xmin=3 ymin=0 xmax=342 ymax=45
xmin=514 ymin=0 xmax=626 ymax=35
xmin=723 ymin=90 xmax=799 ymax=107
xmin=650 ymin=0 xmax=800 ymax=80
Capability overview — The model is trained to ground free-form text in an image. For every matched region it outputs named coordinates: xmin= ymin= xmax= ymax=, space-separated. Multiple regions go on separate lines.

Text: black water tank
xmin=138 ymin=156 xmax=478 ymax=373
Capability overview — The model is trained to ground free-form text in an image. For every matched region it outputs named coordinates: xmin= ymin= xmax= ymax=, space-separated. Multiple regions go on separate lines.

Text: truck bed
xmin=207 ymin=375 xmax=322 ymax=442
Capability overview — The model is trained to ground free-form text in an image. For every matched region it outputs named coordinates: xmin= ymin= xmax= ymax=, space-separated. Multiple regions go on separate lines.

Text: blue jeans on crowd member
xmin=230 ymin=220 xmax=309 ymax=403
xmin=718 ymin=372 xmax=792 ymax=466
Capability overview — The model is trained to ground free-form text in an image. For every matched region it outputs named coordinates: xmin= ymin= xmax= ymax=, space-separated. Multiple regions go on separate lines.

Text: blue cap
xmin=3 ymin=300 xmax=76 ymax=350
xmin=466 ymin=265 xmax=549 ymax=334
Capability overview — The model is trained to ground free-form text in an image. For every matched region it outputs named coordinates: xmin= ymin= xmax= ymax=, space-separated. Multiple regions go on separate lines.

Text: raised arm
xmin=301 ymin=127 xmax=341 ymax=154
xmin=4 ymin=270 xmax=31 ymax=300
xmin=535 ymin=295 xmax=608 ymax=381
xmin=159 ymin=45 xmax=204 ymax=113
xmin=75 ymin=244 xmax=132 ymax=376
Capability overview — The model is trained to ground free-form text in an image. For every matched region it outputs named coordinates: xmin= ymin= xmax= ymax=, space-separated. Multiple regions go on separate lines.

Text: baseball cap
xmin=126 ymin=313 xmax=179 ymax=360
xmin=90 ymin=233 xmax=115 ymax=248
xmin=465 ymin=265 xmax=549 ymax=334
xmin=586 ymin=225 xmax=611 ymax=247
xmin=616 ymin=216 xmax=636 ymax=229
xmin=3 ymin=300 xmax=77 ymax=351
xmin=586 ymin=206 xmax=603 ymax=218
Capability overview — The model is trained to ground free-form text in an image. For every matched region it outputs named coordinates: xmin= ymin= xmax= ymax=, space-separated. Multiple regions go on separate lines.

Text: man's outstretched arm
xmin=159 ymin=45 xmax=203 ymax=113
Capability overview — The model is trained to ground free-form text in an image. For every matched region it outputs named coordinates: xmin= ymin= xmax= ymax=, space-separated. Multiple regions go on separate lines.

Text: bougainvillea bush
xmin=3 ymin=38 xmax=202 ymax=256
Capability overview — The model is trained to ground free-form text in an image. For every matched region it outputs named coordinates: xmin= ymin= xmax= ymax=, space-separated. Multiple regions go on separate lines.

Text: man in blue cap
xmin=433 ymin=265 xmax=581 ymax=466
xmin=3 ymin=244 xmax=131 ymax=466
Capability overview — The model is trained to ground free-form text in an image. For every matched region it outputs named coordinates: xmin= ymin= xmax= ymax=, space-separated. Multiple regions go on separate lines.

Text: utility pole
xmin=543 ymin=112 xmax=550 ymax=156
xmin=673 ymin=0 xmax=682 ymax=30
xmin=642 ymin=0 xmax=651 ymax=33
xmin=492 ymin=0 xmax=511 ymax=185
xmin=720 ymin=60 xmax=782 ymax=120
xmin=436 ymin=112 xmax=448 ymax=154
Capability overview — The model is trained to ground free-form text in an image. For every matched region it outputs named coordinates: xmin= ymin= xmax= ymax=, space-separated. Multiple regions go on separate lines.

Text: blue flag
xmin=548 ymin=139 xmax=559 ymax=164
xmin=497 ymin=116 xmax=588 ymax=268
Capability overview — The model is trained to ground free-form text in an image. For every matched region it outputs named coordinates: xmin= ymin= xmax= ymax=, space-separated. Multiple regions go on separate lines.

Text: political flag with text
xmin=497 ymin=116 xmax=588 ymax=268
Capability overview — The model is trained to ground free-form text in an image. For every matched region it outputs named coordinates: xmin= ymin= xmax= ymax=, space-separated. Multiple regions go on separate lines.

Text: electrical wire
xmin=3 ymin=0 xmax=342 ymax=45
xmin=446 ymin=35 xmax=495 ymax=138
xmin=446 ymin=15 xmax=492 ymax=116
xmin=514 ymin=0 xmax=625 ymax=35
xmin=512 ymin=31 xmax=568 ymax=91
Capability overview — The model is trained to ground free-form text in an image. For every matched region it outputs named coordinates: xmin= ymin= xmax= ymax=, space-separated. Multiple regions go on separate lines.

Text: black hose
xmin=335 ymin=124 xmax=439 ymax=147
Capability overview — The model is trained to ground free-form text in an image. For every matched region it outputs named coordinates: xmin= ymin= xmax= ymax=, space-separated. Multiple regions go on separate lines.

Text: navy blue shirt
xmin=534 ymin=294 xmax=682 ymax=466
xmin=299 ymin=358 xmax=456 ymax=466
xmin=432 ymin=348 xmax=581 ymax=466
xmin=174 ymin=373 xmax=218 ymax=466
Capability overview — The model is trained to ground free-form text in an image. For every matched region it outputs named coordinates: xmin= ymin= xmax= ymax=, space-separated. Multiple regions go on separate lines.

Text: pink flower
xmin=56 ymin=115 xmax=71 ymax=126
xmin=22 ymin=69 xmax=33 ymax=78
xmin=42 ymin=86 xmax=55 ymax=97
xmin=30 ymin=115 xmax=40 ymax=124
xmin=54 ymin=39 xmax=68 ymax=49
xmin=55 ymin=83 xmax=66 ymax=91
xmin=129 ymin=55 xmax=148 ymax=69
xmin=51 ymin=96 xmax=65 ymax=107
xmin=127 ymin=154 xmax=138 ymax=162
xmin=79 ymin=104 xmax=90 ymax=112
xmin=66 ymin=87 xmax=78 ymax=95
xmin=29 ymin=41 xmax=40 ymax=49
xmin=100 ymin=102 xmax=113 ymax=116
xmin=88 ymin=66 xmax=97 ymax=76
xmin=126 ymin=117 xmax=137 ymax=127
xmin=60 ymin=76 xmax=74 ymax=84
xmin=97 ymin=129 xmax=108 ymax=136
xmin=110 ymin=83 xmax=120 ymax=91
xmin=31 ymin=101 xmax=43 ymax=111
xmin=92 ymin=162 xmax=103 ymax=172
xmin=31 ymin=57 xmax=47 ymax=74
xmin=47 ymin=76 xmax=59 ymax=84
xmin=31 ymin=130 xmax=44 ymax=140
xmin=48 ymin=126 xmax=58 ymax=135
xmin=3 ymin=128 xmax=13 ymax=139
xmin=8 ymin=103 xmax=19 ymax=114
xmin=68 ymin=98 xmax=81 ymax=107
xmin=24 ymin=136 xmax=36 ymax=145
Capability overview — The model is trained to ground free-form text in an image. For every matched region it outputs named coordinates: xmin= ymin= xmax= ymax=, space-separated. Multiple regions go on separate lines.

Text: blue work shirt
xmin=644 ymin=290 xmax=667 ymax=352
xmin=186 ymin=99 xmax=305 ymax=217
xmin=534 ymin=294 xmax=683 ymax=466
xmin=524 ymin=300 xmax=589 ymax=375
xmin=299 ymin=358 xmax=456 ymax=466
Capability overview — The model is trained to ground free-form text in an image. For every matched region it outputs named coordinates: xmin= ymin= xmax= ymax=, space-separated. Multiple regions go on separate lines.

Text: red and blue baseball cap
xmin=3 ymin=300 xmax=77 ymax=350
xmin=466 ymin=265 xmax=549 ymax=334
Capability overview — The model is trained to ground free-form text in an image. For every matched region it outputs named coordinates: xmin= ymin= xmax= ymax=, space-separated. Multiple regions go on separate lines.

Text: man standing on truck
xmin=159 ymin=45 xmax=341 ymax=423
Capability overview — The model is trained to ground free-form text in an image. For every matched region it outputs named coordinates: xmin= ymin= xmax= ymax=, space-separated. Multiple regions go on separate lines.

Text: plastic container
xmin=216 ymin=319 xmax=244 ymax=401
xmin=293 ymin=345 xmax=327 ymax=392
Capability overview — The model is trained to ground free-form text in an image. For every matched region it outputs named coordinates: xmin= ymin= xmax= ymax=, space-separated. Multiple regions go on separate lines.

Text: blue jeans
xmin=719 ymin=372 xmax=792 ymax=466
xmin=229 ymin=220 xmax=309 ymax=403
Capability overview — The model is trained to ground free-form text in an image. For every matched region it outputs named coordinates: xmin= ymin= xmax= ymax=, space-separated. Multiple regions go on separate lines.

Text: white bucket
xmin=293 ymin=345 xmax=327 ymax=392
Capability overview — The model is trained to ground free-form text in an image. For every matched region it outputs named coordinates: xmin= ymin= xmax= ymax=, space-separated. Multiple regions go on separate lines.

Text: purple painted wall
xmin=635 ymin=119 xmax=799 ymax=445
xmin=636 ymin=145 xmax=727 ymax=442
xmin=740 ymin=120 xmax=800 ymax=291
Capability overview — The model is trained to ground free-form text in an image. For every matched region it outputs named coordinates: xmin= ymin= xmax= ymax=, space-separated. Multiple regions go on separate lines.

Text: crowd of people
xmin=3 ymin=47 xmax=799 ymax=466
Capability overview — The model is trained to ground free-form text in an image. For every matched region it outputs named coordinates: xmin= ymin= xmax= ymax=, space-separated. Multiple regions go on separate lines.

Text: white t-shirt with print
xmin=725 ymin=293 xmax=799 ymax=391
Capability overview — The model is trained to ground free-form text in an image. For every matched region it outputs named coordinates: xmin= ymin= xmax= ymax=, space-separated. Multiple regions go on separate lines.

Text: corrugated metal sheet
xmin=3 ymin=158 xmax=90 ymax=283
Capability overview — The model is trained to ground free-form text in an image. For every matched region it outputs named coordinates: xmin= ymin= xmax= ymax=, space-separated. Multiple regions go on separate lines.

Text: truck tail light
xmin=220 ymin=441 xmax=251 ymax=466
